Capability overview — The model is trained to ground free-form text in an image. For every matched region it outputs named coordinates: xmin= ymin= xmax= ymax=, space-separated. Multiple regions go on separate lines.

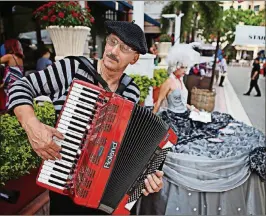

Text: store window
xmin=254 ymin=5 xmax=260 ymax=12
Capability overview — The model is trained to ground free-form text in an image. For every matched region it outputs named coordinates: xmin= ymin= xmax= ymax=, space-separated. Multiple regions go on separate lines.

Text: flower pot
xmin=0 ymin=168 xmax=45 ymax=215
xmin=47 ymin=26 xmax=91 ymax=61
xmin=157 ymin=42 xmax=172 ymax=66
xmin=153 ymin=86 xmax=160 ymax=103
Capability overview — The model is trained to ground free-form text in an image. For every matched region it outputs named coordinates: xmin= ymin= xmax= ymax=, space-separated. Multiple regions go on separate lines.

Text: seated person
xmin=36 ymin=47 xmax=52 ymax=71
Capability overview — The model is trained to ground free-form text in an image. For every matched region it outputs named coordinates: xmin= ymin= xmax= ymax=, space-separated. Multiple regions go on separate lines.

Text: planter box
xmin=0 ymin=168 xmax=45 ymax=215
xmin=153 ymin=86 xmax=160 ymax=104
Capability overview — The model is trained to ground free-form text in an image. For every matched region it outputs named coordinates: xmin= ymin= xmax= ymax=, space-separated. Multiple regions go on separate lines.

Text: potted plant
xmin=129 ymin=74 xmax=153 ymax=106
xmin=152 ymin=69 xmax=168 ymax=103
xmin=0 ymin=102 xmax=55 ymax=214
xmin=33 ymin=1 xmax=94 ymax=60
xmin=157 ymin=34 xmax=172 ymax=66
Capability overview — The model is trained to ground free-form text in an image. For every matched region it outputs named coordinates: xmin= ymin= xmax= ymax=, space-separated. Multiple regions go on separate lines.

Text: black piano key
xmin=50 ymin=174 xmax=67 ymax=182
xmin=69 ymin=120 xmax=87 ymax=129
xmin=54 ymin=161 xmax=73 ymax=170
xmin=60 ymin=150 xmax=76 ymax=157
xmin=65 ymin=133 xmax=81 ymax=141
xmin=80 ymin=87 xmax=99 ymax=96
xmin=78 ymin=97 xmax=95 ymax=106
xmin=61 ymin=144 xmax=78 ymax=152
xmin=61 ymin=156 xmax=74 ymax=163
xmin=67 ymin=126 xmax=84 ymax=134
xmin=49 ymin=179 xmax=66 ymax=187
xmin=72 ymin=115 xmax=89 ymax=124
xmin=53 ymin=167 xmax=69 ymax=175
xmin=63 ymin=138 xmax=80 ymax=145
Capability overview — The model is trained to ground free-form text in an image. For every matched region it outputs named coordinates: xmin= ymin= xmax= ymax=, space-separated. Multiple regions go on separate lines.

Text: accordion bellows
xmin=36 ymin=80 xmax=177 ymax=214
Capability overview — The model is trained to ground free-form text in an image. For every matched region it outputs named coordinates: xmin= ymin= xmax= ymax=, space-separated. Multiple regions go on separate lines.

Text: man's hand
xmin=142 ymin=170 xmax=164 ymax=196
xmin=23 ymin=117 xmax=64 ymax=160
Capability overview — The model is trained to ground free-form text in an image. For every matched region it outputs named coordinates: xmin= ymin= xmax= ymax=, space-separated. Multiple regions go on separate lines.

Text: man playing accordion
xmin=8 ymin=21 xmax=164 ymax=215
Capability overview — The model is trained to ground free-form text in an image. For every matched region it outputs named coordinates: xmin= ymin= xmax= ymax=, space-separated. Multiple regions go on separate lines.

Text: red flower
xmin=42 ymin=16 xmax=49 ymax=21
xmin=48 ymin=1 xmax=56 ymax=7
xmin=58 ymin=12 xmax=65 ymax=18
xmin=50 ymin=15 xmax=57 ymax=22
xmin=48 ymin=9 xmax=55 ymax=16
xmin=90 ymin=17 xmax=95 ymax=23
xmin=72 ymin=12 xmax=78 ymax=18
xmin=87 ymin=7 xmax=91 ymax=13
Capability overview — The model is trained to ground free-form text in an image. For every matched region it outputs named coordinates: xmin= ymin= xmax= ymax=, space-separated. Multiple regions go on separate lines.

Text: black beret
xmin=104 ymin=20 xmax=148 ymax=55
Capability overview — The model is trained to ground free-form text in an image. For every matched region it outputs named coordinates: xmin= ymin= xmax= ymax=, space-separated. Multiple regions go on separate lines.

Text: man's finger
xmin=46 ymin=147 xmax=62 ymax=160
xmin=49 ymin=140 xmax=62 ymax=152
xmin=51 ymin=128 xmax=64 ymax=140
xmin=155 ymin=170 xmax=164 ymax=178
xmin=147 ymin=174 xmax=159 ymax=192
xmin=151 ymin=173 xmax=162 ymax=190
xmin=142 ymin=189 xmax=149 ymax=196
xmin=144 ymin=178 xmax=154 ymax=194
xmin=39 ymin=150 xmax=55 ymax=160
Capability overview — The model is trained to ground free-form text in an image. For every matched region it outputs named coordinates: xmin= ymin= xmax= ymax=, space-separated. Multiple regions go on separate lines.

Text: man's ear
xmin=130 ymin=54 xmax=140 ymax=65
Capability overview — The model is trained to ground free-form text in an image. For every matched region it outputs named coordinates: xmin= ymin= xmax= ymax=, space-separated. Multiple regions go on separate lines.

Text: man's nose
xmin=111 ymin=44 xmax=120 ymax=55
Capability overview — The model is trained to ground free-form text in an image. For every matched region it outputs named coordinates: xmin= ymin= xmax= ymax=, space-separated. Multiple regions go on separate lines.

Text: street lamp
xmin=162 ymin=13 xmax=184 ymax=44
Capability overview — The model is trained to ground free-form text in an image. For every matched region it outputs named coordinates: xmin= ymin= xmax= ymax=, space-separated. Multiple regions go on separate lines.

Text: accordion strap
xmin=115 ymin=74 xmax=133 ymax=95
xmin=65 ymin=56 xmax=111 ymax=92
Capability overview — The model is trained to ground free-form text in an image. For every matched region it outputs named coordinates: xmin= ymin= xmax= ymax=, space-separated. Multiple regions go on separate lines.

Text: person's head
xmin=102 ymin=20 xmax=148 ymax=72
xmin=254 ymin=58 xmax=260 ymax=64
xmin=39 ymin=47 xmax=50 ymax=59
xmin=4 ymin=39 xmax=24 ymax=58
xmin=172 ymin=62 xmax=188 ymax=78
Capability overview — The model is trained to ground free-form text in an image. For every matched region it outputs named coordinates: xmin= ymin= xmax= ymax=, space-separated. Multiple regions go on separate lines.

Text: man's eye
xmin=110 ymin=38 xmax=117 ymax=44
xmin=121 ymin=45 xmax=129 ymax=51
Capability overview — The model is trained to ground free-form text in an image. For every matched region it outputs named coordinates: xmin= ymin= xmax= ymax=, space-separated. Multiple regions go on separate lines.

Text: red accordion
xmin=36 ymin=80 xmax=177 ymax=214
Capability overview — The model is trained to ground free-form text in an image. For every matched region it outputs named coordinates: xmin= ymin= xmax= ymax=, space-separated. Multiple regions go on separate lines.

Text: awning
xmin=94 ymin=1 xmax=160 ymax=27
xmin=94 ymin=1 xmax=132 ymax=12
xmin=144 ymin=13 xmax=160 ymax=27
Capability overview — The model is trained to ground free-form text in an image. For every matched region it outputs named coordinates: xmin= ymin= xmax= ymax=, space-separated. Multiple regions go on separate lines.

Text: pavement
xmin=213 ymin=66 xmax=265 ymax=133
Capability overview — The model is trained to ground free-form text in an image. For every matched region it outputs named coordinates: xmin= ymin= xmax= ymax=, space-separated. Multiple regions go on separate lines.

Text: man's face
xmin=102 ymin=34 xmax=139 ymax=71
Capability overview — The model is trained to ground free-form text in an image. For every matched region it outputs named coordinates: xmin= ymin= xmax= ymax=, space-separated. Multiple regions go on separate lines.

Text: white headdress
xmin=166 ymin=42 xmax=201 ymax=74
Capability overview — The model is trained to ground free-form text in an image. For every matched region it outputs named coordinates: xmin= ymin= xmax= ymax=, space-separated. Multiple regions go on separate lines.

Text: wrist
xmin=21 ymin=116 xmax=40 ymax=131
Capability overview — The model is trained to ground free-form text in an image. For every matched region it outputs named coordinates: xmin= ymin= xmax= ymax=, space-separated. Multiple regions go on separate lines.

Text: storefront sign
xmin=234 ymin=25 xmax=265 ymax=46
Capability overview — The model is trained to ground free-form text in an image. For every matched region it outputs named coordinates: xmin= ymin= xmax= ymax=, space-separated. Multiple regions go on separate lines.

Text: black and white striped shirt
xmin=8 ymin=58 xmax=140 ymax=117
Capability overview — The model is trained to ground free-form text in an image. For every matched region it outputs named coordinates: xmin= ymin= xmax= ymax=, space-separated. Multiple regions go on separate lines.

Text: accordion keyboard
xmin=37 ymin=82 xmax=102 ymax=192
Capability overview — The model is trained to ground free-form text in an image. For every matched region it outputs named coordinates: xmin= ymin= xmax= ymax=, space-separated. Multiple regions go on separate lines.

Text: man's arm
xmin=8 ymin=58 xmax=79 ymax=112
xmin=9 ymin=58 xmax=80 ymax=160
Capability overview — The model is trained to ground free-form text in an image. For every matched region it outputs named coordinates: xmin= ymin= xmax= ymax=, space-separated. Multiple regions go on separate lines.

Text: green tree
xmin=160 ymin=1 xmax=221 ymax=43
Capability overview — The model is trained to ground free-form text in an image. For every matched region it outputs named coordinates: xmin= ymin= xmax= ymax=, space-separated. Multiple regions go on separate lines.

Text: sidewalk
xmin=213 ymin=76 xmax=252 ymax=126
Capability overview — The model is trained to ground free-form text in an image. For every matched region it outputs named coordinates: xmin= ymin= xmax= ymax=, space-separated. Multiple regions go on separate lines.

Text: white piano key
xmin=41 ymin=166 xmax=69 ymax=179
xmin=60 ymin=152 xmax=76 ymax=161
xmin=39 ymin=173 xmax=66 ymax=185
xmin=68 ymin=95 xmax=95 ymax=110
xmin=55 ymin=139 xmax=80 ymax=151
xmin=63 ymin=107 xmax=90 ymax=120
xmin=40 ymin=169 xmax=68 ymax=180
xmin=60 ymin=114 xmax=88 ymax=127
xmin=38 ymin=177 xmax=65 ymax=190
xmin=61 ymin=110 xmax=92 ymax=128
xmin=59 ymin=119 xmax=87 ymax=132
xmin=70 ymin=91 xmax=97 ymax=104
xmin=73 ymin=83 xmax=100 ymax=94
xmin=60 ymin=147 xmax=77 ymax=156
xmin=57 ymin=122 xmax=85 ymax=136
xmin=65 ymin=103 xmax=93 ymax=116
xmin=67 ymin=98 xmax=95 ymax=112
xmin=47 ymin=158 xmax=73 ymax=168
xmin=56 ymin=130 xmax=81 ymax=144
xmin=44 ymin=161 xmax=71 ymax=173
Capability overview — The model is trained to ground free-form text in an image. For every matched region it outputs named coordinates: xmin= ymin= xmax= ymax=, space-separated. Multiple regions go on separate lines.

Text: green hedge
xmin=153 ymin=69 xmax=168 ymax=87
xmin=0 ymin=102 xmax=55 ymax=185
